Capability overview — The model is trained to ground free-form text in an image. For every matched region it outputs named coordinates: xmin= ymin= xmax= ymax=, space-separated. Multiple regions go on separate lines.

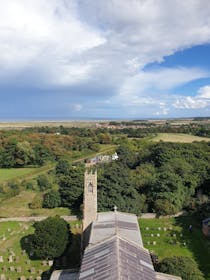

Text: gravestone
xmin=16 ymin=267 xmax=22 ymax=273
xmin=2 ymin=236 xmax=6 ymax=241
xmin=8 ymin=255 xmax=13 ymax=262
xmin=36 ymin=277 xmax=41 ymax=280
xmin=30 ymin=267 xmax=36 ymax=274
xmin=153 ymin=241 xmax=156 ymax=245
xmin=2 ymin=266 xmax=7 ymax=272
xmin=29 ymin=276 xmax=33 ymax=280
xmin=48 ymin=260 xmax=53 ymax=266
xmin=0 ymin=274 xmax=5 ymax=280
xmin=15 ymin=256 xmax=20 ymax=263
xmin=9 ymin=266 xmax=14 ymax=272
xmin=42 ymin=260 xmax=47 ymax=266
xmin=38 ymin=270 xmax=43 ymax=275
xmin=21 ymin=250 xmax=26 ymax=255
xmin=0 ymin=256 xmax=3 ymax=263
xmin=20 ymin=276 xmax=26 ymax=280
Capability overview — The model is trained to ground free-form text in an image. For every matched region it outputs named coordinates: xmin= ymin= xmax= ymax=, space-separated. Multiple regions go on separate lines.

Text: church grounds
xmin=0 ymin=221 xmax=82 ymax=280
xmin=140 ymin=216 xmax=210 ymax=280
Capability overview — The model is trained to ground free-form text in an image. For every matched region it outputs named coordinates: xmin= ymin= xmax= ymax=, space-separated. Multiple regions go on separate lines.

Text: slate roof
xmin=79 ymin=235 xmax=156 ymax=280
xmin=89 ymin=211 xmax=143 ymax=247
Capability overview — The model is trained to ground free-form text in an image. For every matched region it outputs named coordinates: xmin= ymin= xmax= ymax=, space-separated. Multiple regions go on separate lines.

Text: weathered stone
xmin=0 ymin=274 xmax=6 ymax=280
xmin=30 ymin=267 xmax=36 ymax=274
xmin=42 ymin=260 xmax=47 ymax=266
xmin=0 ymin=256 xmax=3 ymax=263
xmin=15 ymin=256 xmax=20 ymax=263
xmin=9 ymin=266 xmax=14 ymax=272
xmin=8 ymin=255 xmax=13 ymax=263
xmin=16 ymin=267 xmax=22 ymax=273
xmin=153 ymin=241 xmax=156 ymax=245
xmin=20 ymin=276 xmax=26 ymax=280
xmin=48 ymin=260 xmax=53 ymax=266
xmin=36 ymin=277 xmax=42 ymax=280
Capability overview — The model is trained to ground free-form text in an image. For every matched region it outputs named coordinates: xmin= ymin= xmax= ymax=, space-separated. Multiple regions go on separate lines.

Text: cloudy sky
xmin=0 ymin=0 xmax=210 ymax=120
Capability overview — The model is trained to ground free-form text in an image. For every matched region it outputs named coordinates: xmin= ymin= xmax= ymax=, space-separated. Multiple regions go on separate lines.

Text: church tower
xmin=83 ymin=168 xmax=97 ymax=232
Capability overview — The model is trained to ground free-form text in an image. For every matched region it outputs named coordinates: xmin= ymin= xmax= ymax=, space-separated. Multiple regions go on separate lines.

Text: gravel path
xmin=0 ymin=215 xmax=78 ymax=222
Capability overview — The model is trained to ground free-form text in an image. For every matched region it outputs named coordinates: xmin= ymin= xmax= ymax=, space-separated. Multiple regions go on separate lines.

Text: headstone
xmin=15 ymin=256 xmax=20 ymax=263
xmin=21 ymin=250 xmax=26 ymax=255
xmin=173 ymin=233 xmax=176 ymax=237
xmin=158 ymin=227 xmax=161 ymax=230
xmin=151 ymin=233 xmax=154 ymax=237
xmin=183 ymin=242 xmax=186 ymax=246
xmin=42 ymin=260 xmax=47 ymax=266
xmin=163 ymin=227 xmax=167 ymax=231
xmin=30 ymin=267 xmax=36 ymax=274
xmin=36 ymin=277 xmax=41 ymax=280
xmin=38 ymin=270 xmax=43 ymax=275
xmin=2 ymin=266 xmax=7 ymax=272
xmin=146 ymin=227 xmax=149 ymax=230
xmin=0 ymin=274 xmax=5 ymax=280
xmin=16 ymin=267 xmax=22 ymax=273
xmin=8 ymin=255 xmax=13 ymax=262
xmin=0 ymin=256 xmax=3 ymax=263
xmin=147 ymin=241 xmax=150 ymax=245
xmin=9 ymin=266 xmax=14 ymax=272
xmin=48 ymin=260 xmax=53 ymax=266
xmin=7 ymin=228 xmax=11 ymax=232
xmin=20 ymin=276 xmax=26 ymax=280
xmin=157 ymin=233 xmax=160 ymax=237
xmin=2 ymin=236 xmax=6 ymax=241
xmin=29 ymin=251 xmax=34 ymax=257
xmin=29 ymin=276 xmax=33 ymax=280
xmin=180 ymin=233 xmax=183 ymax=237
xmin=153 ymin=241 xmax=156 ymax=245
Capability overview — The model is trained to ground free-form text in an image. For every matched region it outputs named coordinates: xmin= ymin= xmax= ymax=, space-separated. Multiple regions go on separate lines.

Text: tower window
xmin=88 ymin=183 xmax=93 ymax=193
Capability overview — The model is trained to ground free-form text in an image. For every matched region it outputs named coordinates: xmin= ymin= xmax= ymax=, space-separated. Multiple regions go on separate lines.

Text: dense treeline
xmin=97 ymin=141 xmax=210 ymax=215
xmin=0 ymin=130 xmax=112 ymax=168
xmin=52 ymin=140 xmax=210 ymax=216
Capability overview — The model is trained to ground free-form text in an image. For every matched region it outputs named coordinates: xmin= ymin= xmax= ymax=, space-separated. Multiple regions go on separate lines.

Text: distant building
xmin=202 ymin=218 xmax=210 ymax=237
xmin=51 ymin=169 xmax=181 ymax=280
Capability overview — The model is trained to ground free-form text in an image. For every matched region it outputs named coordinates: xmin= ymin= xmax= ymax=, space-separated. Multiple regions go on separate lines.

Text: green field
xmin=0 ymin=191 xmax=69 ymax=218
xmin=140 ymin=216 xmax=210 ymax=279
xmin=0 ymin=221 xmax=82 ymax=279
xmin=151 ymin=133 xmax=210 ymax=143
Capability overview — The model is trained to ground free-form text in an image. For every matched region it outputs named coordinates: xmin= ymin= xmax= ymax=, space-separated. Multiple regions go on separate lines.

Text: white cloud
xmin=173 ymin=96 xmax=208 ymax=109
xmin=198 ymin=85 xmax=210 ymax=98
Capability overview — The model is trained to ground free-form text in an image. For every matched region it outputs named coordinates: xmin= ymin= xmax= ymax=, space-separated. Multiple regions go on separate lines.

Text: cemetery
xmin=140 ymin=216 xmax=210 ymax=279
xmin=0 ymin=221 xmax=82 ymax=280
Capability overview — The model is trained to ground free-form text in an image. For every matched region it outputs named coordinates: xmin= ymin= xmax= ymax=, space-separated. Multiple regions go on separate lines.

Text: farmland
xmin=151 ymin=133 xmax=210 ymax=143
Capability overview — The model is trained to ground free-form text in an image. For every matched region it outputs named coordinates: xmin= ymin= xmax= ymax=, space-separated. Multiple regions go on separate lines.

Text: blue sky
xmin=0 ymin=0 xmax=210 ymax=120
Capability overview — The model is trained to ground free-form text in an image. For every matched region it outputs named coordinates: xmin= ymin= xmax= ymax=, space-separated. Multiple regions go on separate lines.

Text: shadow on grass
xmin=174 ymin=215 xmax=210 ymax=279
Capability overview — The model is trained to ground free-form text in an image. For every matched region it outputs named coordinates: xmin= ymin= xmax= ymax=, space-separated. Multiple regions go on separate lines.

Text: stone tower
xmin=83 ymin=168 xmax=97 ymax=232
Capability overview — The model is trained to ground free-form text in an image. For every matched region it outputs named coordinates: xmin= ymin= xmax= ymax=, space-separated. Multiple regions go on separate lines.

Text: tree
xmin=29 ymin=216 xmax=70 ymax=259
xmin=43 ymin=191 xmax=61 ymax=208
xmin=37 ymin=174 xmax=52 ymax=191
xmin=55 ymin=159 xmax=70 ymax=175
xmin=58 ymin=164 xmax=84 ymax=210
xmin=159 ymin=256 xmax=204 ymax=280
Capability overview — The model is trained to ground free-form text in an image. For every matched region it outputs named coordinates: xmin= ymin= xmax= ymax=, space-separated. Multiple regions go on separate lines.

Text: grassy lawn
xmin=0 ymin=221 xmax=82 ymax=280
xmin=151 ymin=133 xmax=210 ymax=143
xmin=0 ymin=168 xmax=40 ymax=183
xmin=139 ymin=216 xmax=210 ymax=279
xmin=0 ymin=191 xmax=70 ymax=218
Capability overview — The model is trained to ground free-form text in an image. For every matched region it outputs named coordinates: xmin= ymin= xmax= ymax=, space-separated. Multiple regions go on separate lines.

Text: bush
xmin=37 ymin=174 xmax=52 ymax=191
xmin=29 ymin=195 xmax=43 ymax=209
xmin=159 ymin=256 xmax=204 ymax=280
xmin=43 ymin=191 xmax=61 ymax=209
xmin=154 ymin=199 xmax=177 ymax=216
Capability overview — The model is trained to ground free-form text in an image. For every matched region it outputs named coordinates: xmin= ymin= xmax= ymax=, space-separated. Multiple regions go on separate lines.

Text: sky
xmin=0 ymin=0 xmax=210 ymax=120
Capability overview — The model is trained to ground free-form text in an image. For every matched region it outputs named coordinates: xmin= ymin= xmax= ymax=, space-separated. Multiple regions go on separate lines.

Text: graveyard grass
xmin=0 ymin=221 xmax=82 ymax=279
xmin=0 ymin=191 xmax=69 ymax=218
xmin=140 ymin=216 xmax=210 ymax=280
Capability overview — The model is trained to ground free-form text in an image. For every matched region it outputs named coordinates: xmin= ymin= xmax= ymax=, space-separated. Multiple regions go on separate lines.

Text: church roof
xmin=89 ymin=211 xmax=143 ymax=247
xmin=79 ymin=235 xmax=156 ymax=280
